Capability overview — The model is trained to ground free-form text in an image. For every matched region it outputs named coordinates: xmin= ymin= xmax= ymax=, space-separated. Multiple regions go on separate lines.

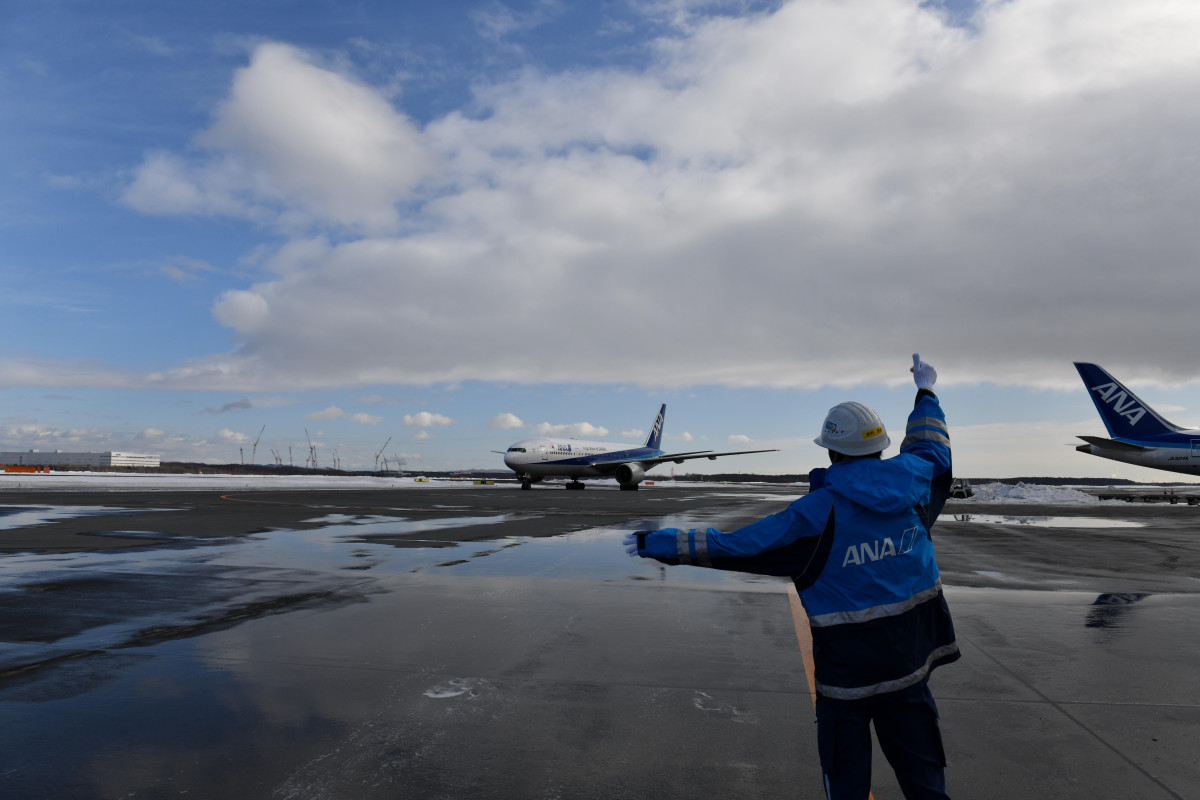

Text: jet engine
xmin=614 ymin=462 xmax=645 ymax=488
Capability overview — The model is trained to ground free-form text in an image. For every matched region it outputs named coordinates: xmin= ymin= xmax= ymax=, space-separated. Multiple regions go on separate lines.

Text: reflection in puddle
xmin=423 ymin=677 xmax=489 ymax=699
xmin=704 ymin=491 xmax=802 ymax=502
xmin=298 ymin=513 xmax=523 ymax=547
xmin=1086 ymin=592 xmax=1151 ymax=637
xmin=973 ymin=570 xmax=1009 ymax=581
xmin=0 ymin=513 xmax=779 ymax=685
xmin=0 ymin=504 xmax=165 ymax=531
xmin=949 ymin=514 xmax=1144 ymax=528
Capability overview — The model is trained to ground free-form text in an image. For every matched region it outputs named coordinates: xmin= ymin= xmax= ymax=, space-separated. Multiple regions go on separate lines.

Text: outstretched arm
xmin=622 ymin=494 xmax=833 ymax=577
xmin=904 ymin=353 xmax=952 ymax=527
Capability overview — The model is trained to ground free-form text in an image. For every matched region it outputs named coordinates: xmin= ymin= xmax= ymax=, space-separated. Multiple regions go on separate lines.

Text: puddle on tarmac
xmin=0 ymin=504 xmax=166 ymax=530
xmin=706 ymin=491 xmax=801 ymax=503
xmin=0 ymin=507 xmax=781 ymax=681
xmin=948 ymin=514 xmax=1144 ymax=528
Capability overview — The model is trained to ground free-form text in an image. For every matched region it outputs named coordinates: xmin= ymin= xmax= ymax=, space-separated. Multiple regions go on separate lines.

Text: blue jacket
xmin=635 ymin=389 xmax=958 ymax=700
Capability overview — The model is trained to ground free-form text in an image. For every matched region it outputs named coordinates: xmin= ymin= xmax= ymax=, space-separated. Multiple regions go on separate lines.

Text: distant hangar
xmin=0 ymin=450 xmax=160 ymax=469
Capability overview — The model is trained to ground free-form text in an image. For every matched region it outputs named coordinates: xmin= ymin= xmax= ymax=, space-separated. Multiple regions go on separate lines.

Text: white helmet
xmin=814 ymin=401 xmax=890 ymax=456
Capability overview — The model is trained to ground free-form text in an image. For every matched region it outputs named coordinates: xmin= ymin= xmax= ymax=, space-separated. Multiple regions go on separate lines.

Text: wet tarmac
xmin=2 ymin=484 xmax=1198 ymax=799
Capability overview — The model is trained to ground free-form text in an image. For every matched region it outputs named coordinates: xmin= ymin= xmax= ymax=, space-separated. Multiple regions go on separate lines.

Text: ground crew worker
xmin=623 ymin=354 xmax=958 ymax=800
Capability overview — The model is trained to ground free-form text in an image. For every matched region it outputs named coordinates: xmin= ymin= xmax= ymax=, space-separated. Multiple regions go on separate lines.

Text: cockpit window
xmin=507 ymin=447 xmax=526 ymax=453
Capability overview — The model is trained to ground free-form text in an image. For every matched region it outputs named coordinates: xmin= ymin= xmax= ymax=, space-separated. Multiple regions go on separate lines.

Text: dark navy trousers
xmin=815 ymin=680 xmax=950 ymax=800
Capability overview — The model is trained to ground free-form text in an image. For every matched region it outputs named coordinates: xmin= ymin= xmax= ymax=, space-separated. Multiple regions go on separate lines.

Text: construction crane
xmin=374 ymin=436 xmax=392 ymax=473
xmin=251 ymin=425 xmax=266 ymax=465
xmin=305 ymin=428 xmax=318 ymax=470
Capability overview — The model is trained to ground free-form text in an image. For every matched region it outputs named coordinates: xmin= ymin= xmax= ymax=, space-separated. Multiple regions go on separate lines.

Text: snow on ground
xmin=963 ymin=482 xmax=1100 ymax=505
xmin=0 ymin=472 xmax=464 ymax=491
xmin=0 ymin=472 xmax=794 ymax=491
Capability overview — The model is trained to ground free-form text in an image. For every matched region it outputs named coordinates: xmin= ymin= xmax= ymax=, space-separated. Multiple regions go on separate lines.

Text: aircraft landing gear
xmin=619 ymin=483 xmax=639 ymax=491
xmin=521 ymin=480 xmax=532 ymax=490
xmin=566 ymin=481 xmax=586 ymax=490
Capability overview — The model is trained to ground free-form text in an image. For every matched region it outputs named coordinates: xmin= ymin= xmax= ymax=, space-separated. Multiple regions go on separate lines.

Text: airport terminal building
xmin=0 ymin=450 xmax=161 ymax=469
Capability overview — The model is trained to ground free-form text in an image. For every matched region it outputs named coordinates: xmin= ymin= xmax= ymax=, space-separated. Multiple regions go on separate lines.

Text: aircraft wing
xmin=583 ymin=448 xmax=776 ymax=474
xmin=637 ymin=448 xmax=778 ymax=467
xmin=643 ymin=450 xmax=713 ymax=459
xmin=583 ymin=450 xmax=777 ymax=474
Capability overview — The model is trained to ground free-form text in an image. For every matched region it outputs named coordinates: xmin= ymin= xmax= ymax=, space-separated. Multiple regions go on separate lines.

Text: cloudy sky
xmin=3 ymin=0 xmax=1200 ymax=479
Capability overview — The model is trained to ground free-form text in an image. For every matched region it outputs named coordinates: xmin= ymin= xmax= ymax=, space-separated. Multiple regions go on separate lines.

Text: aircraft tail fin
xmin=645 ymin=404 xmax=666 ymax=450
xmin=1074 ymin=362 xmax=1181 ymax=439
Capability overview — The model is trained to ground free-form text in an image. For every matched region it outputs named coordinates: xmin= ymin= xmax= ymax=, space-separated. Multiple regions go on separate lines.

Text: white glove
xmin=912 ymin=353 xmax=937 ymax=389
xmin=623 ymin=532 xmax=640 ymax=556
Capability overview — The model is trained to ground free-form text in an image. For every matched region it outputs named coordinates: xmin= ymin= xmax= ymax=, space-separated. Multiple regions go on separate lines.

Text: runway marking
xmin=787 ymin=582 xmax=817 ymax=705
xmin=788 ymin=582 xmax=876 ymax=800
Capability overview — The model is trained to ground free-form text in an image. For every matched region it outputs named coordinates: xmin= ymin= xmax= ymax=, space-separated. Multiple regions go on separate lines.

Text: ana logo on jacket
xmin=841 ymin=527 xmax=918 ymax=567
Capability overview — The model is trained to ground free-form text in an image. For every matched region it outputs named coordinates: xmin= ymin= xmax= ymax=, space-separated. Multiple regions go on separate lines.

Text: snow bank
xmin=0 ymin=472 xmax=476 ymax=491
xmin=963 ymin=482 xmax=1099 ymax=505
xmin=0 ymin=473 xmax=787 ymax=492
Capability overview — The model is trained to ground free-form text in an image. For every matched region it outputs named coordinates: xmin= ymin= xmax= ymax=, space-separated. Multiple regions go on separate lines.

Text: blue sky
xmin=4 ymin=0 xmax=1200 ymax=480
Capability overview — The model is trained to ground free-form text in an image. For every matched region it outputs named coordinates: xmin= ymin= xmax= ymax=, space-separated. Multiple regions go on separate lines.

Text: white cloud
xmin=216 ymin=428 xmax=250 ymax=444
xmin=669 ymin=431 xmax=694 ymax=443
xmin=126 ymin=31 xmax=174 ymax=57
xmin=412 ymin=430 xmax=433 ymax=440
xmin=728 ymin=434 xmax=752 ymax=444
xmin=404 ymin=411 xmax=454 ymax=427
xmin=963 ymin=0 xmax=1200 ymax=99
xmin=470 ymin=0 xmax=563 ymax=41
xmin=349 ymin=412 xmax=382 ymax=424
xmin=123 ymin=152 xmax=218 ymax=215
xmin=213 ymin=289 xmax=270 ymax=334
xmin=0 ymin=421 xmax=199 ymax=460
xmin=305 ymin=406 xmax=344 ymax=420
xmin=160 ymin=256 xmax=221 ymax=284
xmin=161 ymin=264 xmax=199 ymax=283
xmin=123 ymin=43 xmax=434 ymax=233
xmin=1153 ymin=404 xmax=1191 ymax=420
xmin=532 ymin=422 xmax=609 ymax=438
xmin=621 ymin=428 xmax=644 ymax=439
xmin=488 ymin=412 xmax=526 ymax=430
xmin=104 ymin=2 xmax=1200 ymax=394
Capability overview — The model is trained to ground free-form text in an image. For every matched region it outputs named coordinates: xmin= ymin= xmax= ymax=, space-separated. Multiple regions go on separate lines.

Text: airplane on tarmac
xmin=1074 ymin=362 xmax=1200 ymax=476
xmin=501 ymin=403 xmax=777 ymax=490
